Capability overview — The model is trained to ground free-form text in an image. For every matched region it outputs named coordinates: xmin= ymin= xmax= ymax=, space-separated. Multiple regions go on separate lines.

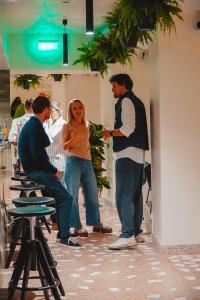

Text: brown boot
xmin=93 ymin=223 xmax=112 ymax=233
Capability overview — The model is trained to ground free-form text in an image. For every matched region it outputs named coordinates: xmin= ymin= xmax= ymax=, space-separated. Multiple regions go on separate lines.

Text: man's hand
xmin=55 ymin=170 xmax=61 ymax=180
xmin=102 ymin=130 xmax=111 ymax=140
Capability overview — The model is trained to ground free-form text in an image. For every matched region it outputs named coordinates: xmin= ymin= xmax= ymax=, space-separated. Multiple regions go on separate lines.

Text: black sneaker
xmin=60 ymin=237 xmax=82 ymax=249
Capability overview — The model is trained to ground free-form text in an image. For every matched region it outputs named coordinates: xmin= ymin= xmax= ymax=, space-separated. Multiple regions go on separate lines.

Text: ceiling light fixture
xmin=86 ymin=0 xmax=94 ymax=35
xmin=63 ymin=19 xmax=68 ymax=66
xmin=38 ymin=41 xmax=58 ymax=51
xmin=38 ymin=34 xmax=59 ymax=51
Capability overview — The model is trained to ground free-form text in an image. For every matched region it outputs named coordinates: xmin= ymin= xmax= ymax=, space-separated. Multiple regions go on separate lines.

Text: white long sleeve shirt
xmin=8 ymin=113 xmax=34 ymax=143
xmin=44 ymin=117 xmax=67 ymax=171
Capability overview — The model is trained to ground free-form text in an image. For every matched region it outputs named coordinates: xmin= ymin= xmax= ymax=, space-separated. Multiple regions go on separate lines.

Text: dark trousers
xmin=115 ymin=158 xmax=144 ymax=238
xmin=27 ymin=170 xmax=72 ymax=238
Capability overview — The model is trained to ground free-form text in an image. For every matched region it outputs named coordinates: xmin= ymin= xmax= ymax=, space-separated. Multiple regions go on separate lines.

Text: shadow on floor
xmin=0 ymin=288 xmax=44 ymax=300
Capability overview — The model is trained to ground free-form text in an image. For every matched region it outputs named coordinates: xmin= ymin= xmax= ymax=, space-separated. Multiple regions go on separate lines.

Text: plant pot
xmin=107 ymin=57 xmax=116 ymax=64
xmin=139 ymin=15 xmax=156 ymax=31
xmin=22 ymin=82 xmax=30 ymax=90
xmin=125 ymin=36 xmax=138 ymax=48
xmin=90 ymin=60 xmax=100 ymax=71
xmin=53 ymin=74 xmax=62 ymax=81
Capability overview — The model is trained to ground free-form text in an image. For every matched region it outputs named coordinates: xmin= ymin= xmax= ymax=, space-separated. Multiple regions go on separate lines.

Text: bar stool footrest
xmin=9 ymin=276 xmax=59 ymax=292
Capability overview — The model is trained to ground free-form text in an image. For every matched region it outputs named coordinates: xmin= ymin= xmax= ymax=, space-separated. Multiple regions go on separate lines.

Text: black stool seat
xmin=10 ymin=183 xmax=45 ymax=191
xmin=11 ymin=175 xmax=31 ymax=182
xmin=7 ymin=206 xmax=63 ymax=300
xmin=12 ymin=197 xmax=55 ymax=206
xmin=6 ymin=199 xmax=54 ymax=268
xmin=8 ymin=206 xmax=55 ymax=217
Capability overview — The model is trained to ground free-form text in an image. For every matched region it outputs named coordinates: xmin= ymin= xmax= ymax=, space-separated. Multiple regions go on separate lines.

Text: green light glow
xmin=25 ymin=33 xmax=62 ymax=65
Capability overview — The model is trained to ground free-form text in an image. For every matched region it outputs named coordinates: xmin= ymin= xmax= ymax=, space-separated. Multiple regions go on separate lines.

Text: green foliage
xmin=13 ymin=74 xmax=43 ymax=90
xmin=89 ymin=121 xmax=111 ymax=193
xmin=107 ymin=0 xmax=183 ymax=35
xmin=73 ymin=0 xmax=183 ymax=76
xmin=74 ymin=32 xmax=135 ymax=76
xmin=47 ymin=74 xmax=70 ymax=81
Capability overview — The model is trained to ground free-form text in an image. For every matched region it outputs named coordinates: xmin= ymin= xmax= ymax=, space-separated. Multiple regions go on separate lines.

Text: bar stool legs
xmin=5 ymin=218 xmax=27 ymax=269
xmin=7 ymin=215 xmax=61 ymax=300
xmin=36 ymin=225 xmax=65 ymax=296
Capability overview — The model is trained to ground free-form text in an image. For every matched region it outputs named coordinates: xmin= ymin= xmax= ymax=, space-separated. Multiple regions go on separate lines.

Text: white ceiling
xmin=0 ymin=0 xmax=199 ymax=69
xmin=3 ymin=0 xmax=116 ymax=34
xmin=1 ymin=0 xmax=199 ymax=35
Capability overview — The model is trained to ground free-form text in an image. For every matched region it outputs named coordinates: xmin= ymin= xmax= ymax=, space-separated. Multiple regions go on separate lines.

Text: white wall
xmin=65 ymin=74 xmax=101 ymax=123
xmin=10 ymin=72 xmax=101 ymax=123
xmin=150 ymin=12 xmax=200 ymax=245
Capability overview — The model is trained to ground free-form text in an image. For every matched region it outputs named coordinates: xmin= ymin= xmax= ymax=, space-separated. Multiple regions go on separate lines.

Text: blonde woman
xmin=62 ymin=99 xmax=112 ymax=237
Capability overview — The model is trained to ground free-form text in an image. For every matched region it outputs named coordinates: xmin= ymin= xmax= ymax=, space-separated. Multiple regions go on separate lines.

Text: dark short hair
xmin=32 ymin=96 xmax=50 ymax=114
xmin=109 ymin=73 xmax=133 ymax=90
xmin=25 ymin=99 xmax=33 ymax=111
xmin=10 ymin=96 xmax=21 ymax=118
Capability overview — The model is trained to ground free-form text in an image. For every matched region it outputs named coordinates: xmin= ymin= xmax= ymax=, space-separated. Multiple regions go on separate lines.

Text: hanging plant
xmin=106 ymin=0 xmax=183 ymax=35
xmin=73 ymin=32 xmax=135 ymax=76
xmin=47 ymin=74 xmax=71 ymax=82
xmin=74 ymin=0 xmax=183 ymax=76
xmin=13 ymin=74 xmax=43 ymax=90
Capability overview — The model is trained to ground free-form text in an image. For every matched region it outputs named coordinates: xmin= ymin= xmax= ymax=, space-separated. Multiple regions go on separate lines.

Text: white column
xmin=150 ymin=12 xmax=200 ymax=246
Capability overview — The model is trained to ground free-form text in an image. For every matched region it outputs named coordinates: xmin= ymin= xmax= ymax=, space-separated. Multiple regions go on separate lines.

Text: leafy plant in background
xmin=13 ymin=74 xmax=43 ymax=90
xmin=106 ymin=0 xmax=183 ymax=35
xmin=74 ymin=0 xmax=183 ymax=76
xmin=47 ymin=74 xmax=71 ymax=81
xmin=89 ymin=121 xmax=111 ymax=194
xmin=74 ymin=32 xmax=135 ymax=76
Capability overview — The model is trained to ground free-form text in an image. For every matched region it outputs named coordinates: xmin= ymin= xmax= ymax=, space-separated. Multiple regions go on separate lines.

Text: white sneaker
xmin=135 ymin=233 xmax=145 ymax=243
xmin=108 ymin=237 xmax=137 ymax=250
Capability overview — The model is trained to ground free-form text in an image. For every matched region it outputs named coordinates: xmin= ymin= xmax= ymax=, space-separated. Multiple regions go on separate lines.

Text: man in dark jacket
xmin=18 ymin=96 xmax=81 ymax=248
xmin=103 ymin=74 xmax=149 ymax=250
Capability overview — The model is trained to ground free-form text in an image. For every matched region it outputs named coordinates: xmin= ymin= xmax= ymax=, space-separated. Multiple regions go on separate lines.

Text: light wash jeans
xmin=27 ymin=170 xmax=72 ymax=238
xmin=64 ymin=156 xmax=100 ymax=228
xmin=115 ymin=158 xmax=144 ymax=238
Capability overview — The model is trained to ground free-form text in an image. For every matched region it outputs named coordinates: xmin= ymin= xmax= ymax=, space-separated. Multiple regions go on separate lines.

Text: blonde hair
xmin=68 ymin=99 xmax=86 ymax=123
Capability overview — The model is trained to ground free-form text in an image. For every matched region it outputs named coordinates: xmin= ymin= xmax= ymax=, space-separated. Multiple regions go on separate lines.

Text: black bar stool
xmin=9 ymin=182 xmax=45 ymax=198
xmin=11 ymin=175 xmax=31 ymax=183
xmin=6 ymin=197 xmax=55 ymax=269
xmin=10 ymin=182 xmax=51 ymax=233
xmin=7 ymin=206 xmax=63 ymax=300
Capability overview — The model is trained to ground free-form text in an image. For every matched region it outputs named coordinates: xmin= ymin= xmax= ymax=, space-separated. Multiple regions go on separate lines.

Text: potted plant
xmin=74 ymin=0 xmax=183 ymax=76
xmin=13 ymin=74 xmax=43 ymax=90
xmin=47 ymin=74 xmax=70 ymax=81
xmin=105 ymin=0 xmax=183 ymax=35
xmin=89 ymin=121 xmax=110 ymax=194
xmin=74 ymin=32 xmax=135 ymax=76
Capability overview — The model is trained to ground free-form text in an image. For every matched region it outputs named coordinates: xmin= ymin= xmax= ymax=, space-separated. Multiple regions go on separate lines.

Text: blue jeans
xmin=115 ymin=158 xmax=144 ymax=238
xmin=27 ymin=170 xmax=72 ymax=238
xmin=64 ymin=156 xmax=100 ymax=228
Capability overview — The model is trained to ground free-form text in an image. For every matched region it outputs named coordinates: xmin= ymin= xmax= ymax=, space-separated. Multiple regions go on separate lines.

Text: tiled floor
xmin=1 ymin=151 xmax=200 ymax=299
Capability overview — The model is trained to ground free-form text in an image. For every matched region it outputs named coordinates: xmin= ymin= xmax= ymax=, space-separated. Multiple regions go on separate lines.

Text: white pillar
xmin=150 ymin=12 xmax=200 ymax=246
